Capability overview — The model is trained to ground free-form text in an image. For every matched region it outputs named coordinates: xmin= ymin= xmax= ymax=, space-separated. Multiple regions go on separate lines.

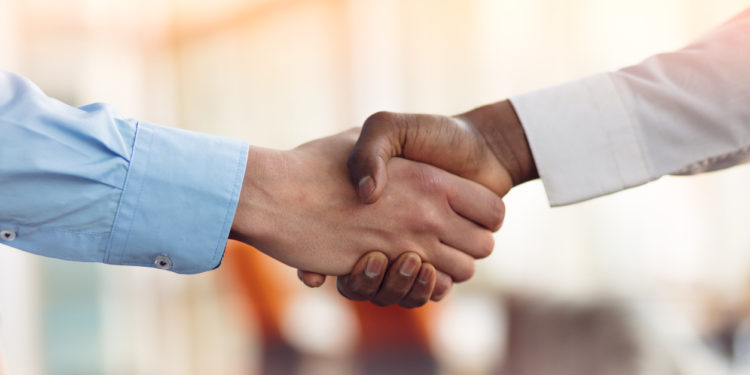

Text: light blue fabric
xmin=0 ymin=71 xmax=248 ymax=273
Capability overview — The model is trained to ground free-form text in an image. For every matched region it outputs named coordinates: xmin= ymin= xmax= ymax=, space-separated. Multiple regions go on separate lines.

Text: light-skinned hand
xmin=230 ymin=128 xmax=503 ymax=281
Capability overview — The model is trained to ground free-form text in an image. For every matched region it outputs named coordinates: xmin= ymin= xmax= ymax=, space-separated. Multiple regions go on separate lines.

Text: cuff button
xmin=0 ymin=230 xmax=16 ymax=242
xmin=154 ymin=255 xmax=172 ymax=270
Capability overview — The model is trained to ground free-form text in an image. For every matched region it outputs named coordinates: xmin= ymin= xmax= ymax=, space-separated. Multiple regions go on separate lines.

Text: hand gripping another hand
xmin=299 ymin=100 xmax=537 ymax=307
xmin=229 ymin=128 xmax=504 ymax=306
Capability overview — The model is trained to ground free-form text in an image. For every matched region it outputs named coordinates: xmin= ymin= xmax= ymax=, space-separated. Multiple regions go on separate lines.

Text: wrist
xmin=457 ymin=99 xmax=538 ymax=186
xmin=229 ymin=146 xmax=286 ymax=246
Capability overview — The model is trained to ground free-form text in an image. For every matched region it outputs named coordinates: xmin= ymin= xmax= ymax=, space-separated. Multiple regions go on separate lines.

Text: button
xmin=154 ymin=255 xmax=172 ymax=270
xmin=0 ymin=230 xmax=16 ymax=242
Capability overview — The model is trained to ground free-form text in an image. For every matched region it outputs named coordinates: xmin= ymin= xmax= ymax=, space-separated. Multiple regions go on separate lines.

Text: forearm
xmin=615 ymin=8 xmax=750 ymax=177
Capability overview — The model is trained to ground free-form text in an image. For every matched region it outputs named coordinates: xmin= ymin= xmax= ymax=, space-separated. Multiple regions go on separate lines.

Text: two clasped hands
xmin=227 ymin=6 xmax=750 ymax=308
xmin=229 ymin=100 xmax=537 ymax=307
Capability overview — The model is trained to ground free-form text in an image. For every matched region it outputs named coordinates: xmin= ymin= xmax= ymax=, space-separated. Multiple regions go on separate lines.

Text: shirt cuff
xmin=105 ymin=121 xmax=248 ymax=274
xmin=510 ymin=73 xmax=652 ymax=206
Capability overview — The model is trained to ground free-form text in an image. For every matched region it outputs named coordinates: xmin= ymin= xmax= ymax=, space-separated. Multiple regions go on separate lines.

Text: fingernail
xmin=417 ymin=267 xmax=431 ymax=284
xmin=399 ymin=256 xmax=418 ymax=277
xmin=365 ymin=256 xmax=383 ymax=278
xmin=358 ymin=176 xmax=374 ymax=200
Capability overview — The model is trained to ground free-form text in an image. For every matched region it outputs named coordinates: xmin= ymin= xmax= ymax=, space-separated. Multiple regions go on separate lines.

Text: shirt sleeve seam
xmin=579 ymin=77 xmax=628 ymax=191
xmin=606 ymin=72 xmax=654 ymax=181
xmin=672 ymin=143 xmax=750 ymax=175
xmin=104 ymin=121 xmax=152 ymax=264
xmin=209 ymin=145 xmax=247 ymax=266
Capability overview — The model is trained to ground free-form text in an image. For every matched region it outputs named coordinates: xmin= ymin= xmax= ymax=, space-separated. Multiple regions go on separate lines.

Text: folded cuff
xmin=510 ymin=73 xmax=652 ymax=206
xmin=105 ymin=121 xmax=248 ymax=273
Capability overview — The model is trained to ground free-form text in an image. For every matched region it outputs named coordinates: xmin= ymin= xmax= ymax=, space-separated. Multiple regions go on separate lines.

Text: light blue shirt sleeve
xmin=0 ymin=70 xmax=249 ymax=273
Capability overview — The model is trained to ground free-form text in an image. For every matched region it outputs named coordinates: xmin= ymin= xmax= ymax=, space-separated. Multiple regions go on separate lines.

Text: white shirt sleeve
xmin=510 ymin=8 xmax=750 ymax=206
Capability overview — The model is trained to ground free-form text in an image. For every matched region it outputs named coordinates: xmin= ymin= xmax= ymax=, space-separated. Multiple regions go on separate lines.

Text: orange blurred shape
xmin=351 ymin=301 xmax=436 ymax=353
xmin=222 ymin=240 xmax=293 ymax=342
xmin=222 ymin=240 xmax=438 ymax=353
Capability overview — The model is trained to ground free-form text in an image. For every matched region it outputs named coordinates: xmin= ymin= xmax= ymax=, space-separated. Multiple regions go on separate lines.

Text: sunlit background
xmin=2 ymin=0 xmax=750 ymax=374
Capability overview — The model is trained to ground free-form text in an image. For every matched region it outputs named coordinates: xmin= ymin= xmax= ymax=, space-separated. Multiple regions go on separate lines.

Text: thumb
xmin=297 ymin=270 xmax=327 ymax=288
xmin=348 ymin=112 xmax=404 ymax=203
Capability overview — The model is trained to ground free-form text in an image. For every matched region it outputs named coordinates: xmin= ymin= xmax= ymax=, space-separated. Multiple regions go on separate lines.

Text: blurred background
xmin=2 ymin=0 xmax=750 ymax=374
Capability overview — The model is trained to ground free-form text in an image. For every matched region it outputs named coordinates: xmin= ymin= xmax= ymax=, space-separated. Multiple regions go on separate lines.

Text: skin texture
xmin=229 ymin=128 xmax=503 ymax=282
xmin=300 ymin=100 xmax=538 ymax=307
xmin=298 ymin=251 xmax=454 ymax=305
xmin=349 ymin=100 xmax=537 ymax=202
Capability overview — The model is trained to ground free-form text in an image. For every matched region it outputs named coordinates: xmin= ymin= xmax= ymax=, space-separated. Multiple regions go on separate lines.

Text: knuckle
xmin=410 ymin=171 xmax=448 ymax=204
xmin=345 ymin=150 xmax=364 ymax=175
xmin=394 ymin=200 xmax=439 ymax=236
xmin=372 ymin=292 xmax=400 ymax=306
xmin=363 ymin=111 xmax=397 ymax=129
xmin=390 ymin=160 xmax=446 ymax=196
xmin=412 ymin=209 xmax=442 ymax=234
xmin=337 ymin=279 xmax=374 ymax=301
xmin=382 ymin=280 xmax=411 ymax=297
xmin=418 ymin=169 xmax=445 ymax=194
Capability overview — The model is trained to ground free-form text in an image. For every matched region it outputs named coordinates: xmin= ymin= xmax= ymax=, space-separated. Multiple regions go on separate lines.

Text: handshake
xmin=229 ymin=100 xmax=538 ymax=308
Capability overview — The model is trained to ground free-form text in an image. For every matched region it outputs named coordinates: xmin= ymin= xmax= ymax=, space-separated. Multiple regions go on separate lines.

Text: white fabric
xmin=511 ymin=8 xmax=750 ymax=206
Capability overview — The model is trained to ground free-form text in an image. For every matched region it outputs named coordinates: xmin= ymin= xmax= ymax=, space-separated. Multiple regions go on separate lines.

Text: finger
xmin=439 ymin=216 xmax=495 ymax=259
xmin=372 ymin=253 xmax=422 ymax=306
xmin=348 ymin=112 xmax=404 ymax=203
xmin=298 ymin=271 xmax=327 ymax=288
xmin=431 ymin=270 xmax=453 ymax=301
xmin=444 ymin=174 xmax=506 ymax=231
xmin=336 ymin=251 xmax=388 ymax=301
xmin=427 ymin=242 xmax=476 ymax=283
xmin=401 ymin=263 xmax=437 ymax=308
